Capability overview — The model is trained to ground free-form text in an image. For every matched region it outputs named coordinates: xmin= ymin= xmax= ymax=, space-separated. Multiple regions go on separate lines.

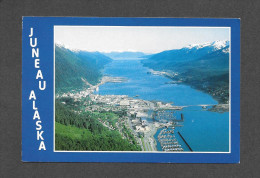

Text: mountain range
xmin=102 ymin=51 xmax=147 ymax=60
xmin=142 ymin=40 xmax=230 ymax=103
xmin=143 ymin=40 xmax=229 ymax=68
xmin=55 ymin=40 xmax=230 ymax=103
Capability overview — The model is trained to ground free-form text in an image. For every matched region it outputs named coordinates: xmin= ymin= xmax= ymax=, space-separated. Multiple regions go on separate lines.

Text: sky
xmin=55 ymin=26 xmax=230 ymax=53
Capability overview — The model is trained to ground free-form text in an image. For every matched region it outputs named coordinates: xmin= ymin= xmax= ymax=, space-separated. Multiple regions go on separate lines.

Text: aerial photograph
xmin=54 ymin=26 xmax=230 ymax=152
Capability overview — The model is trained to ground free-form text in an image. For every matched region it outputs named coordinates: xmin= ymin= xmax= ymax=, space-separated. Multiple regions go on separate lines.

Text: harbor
xmin=97 ymin=60 xmax=229 ymax=152
xmin=57 ymin=59 xmax=229 ymax=152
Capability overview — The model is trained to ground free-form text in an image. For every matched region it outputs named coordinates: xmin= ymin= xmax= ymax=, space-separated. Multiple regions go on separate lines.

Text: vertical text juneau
xmin=28 ymin=28 xmax=47 ymax=151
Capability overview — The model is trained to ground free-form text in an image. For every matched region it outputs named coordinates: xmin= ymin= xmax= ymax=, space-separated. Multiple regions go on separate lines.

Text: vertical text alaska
xmin=28 ymin=28 xmax=47 ymax=151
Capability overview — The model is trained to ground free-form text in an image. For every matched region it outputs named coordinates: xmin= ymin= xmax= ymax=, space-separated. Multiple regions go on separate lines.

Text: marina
xmin=97 ymin=60 xmax=229 ymax=152
xmin=158 ymin=128 xmax=183 ymax=152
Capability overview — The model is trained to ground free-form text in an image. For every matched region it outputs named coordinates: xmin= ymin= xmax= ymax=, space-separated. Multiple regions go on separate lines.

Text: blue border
xmin=22 ymin=17 xmax=240 ymax=163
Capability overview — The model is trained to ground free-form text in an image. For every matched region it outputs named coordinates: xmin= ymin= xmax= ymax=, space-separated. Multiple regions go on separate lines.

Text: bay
xmin=97 ymin=59 xmax=229 ymax=152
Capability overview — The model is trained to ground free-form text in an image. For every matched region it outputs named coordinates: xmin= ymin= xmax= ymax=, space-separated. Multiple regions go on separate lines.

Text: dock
xmin=178 ymin=131 xmax=193 ymax=151
xmin=158 ymin=128 xmax=183 ymax=152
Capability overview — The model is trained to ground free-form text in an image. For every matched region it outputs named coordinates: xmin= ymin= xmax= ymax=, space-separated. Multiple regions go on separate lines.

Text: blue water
xmin=98 ymin=60 xmax=229 ymax=152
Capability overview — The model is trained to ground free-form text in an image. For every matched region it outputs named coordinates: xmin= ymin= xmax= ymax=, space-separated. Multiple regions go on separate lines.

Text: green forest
xmin=55 ymin=100 xmax=141 ymax=151
xmin=55 ymin=46 xmax=141 ymax=151
xmin=55 ymin=45 xmax=112 ymax=93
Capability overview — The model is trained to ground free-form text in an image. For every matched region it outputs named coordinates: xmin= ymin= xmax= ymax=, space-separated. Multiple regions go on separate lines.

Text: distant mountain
xmin=102 ymin=51 xmax=148 ymax=60
xmin=143 ymin=40 xmax=229 ymax=69
xmin=140 ymin=53 xmax=155 ymax=59
xmin=142 ymin=40 xmax=230 ymax=104
xmin=55 ymin=45 xmax=112 ymax=93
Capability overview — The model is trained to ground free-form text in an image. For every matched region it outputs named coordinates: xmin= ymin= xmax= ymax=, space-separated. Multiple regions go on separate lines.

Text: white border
xmin=53 ymin=26 xmax=231 ymax=153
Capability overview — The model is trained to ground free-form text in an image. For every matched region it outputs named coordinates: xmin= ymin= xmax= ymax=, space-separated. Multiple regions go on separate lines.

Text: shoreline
xmin=57 ymin=76 xmax=185 ymax=152
xmin=56 ymin=71 xmax=228 ymax=152
xmin=148 ymin=69 xmax=230 ymax=113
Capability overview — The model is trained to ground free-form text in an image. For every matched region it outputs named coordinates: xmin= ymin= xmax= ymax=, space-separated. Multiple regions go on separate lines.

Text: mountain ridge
xmin=142 ymin=40 xmax=230 ymax=104
xmin=102 ymin=51 xmax=149 ymax=60
xmin=55 ymin=45 xmax=112 ymax=93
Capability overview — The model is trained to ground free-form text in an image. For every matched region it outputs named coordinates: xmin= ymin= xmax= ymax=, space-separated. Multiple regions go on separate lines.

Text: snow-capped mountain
xmin=211 ymin=40 xmax=230 ymax=50
xmin=143 ymin=40 xmax=230 ymax=65
xmin=55 ymin=42 xmax=81 ymax=53
xmin=185 ymin=40 xmax=229 ymax=49
xmin=185 ymin=40 xmax=230 ymax=53
xmin=141 ymin=40 xmax=230 ymax=103
xmin=142 ymin=40 xmax=230 ymax=72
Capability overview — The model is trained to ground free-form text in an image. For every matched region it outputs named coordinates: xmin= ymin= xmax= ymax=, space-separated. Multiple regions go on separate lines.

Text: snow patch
xmin=211 ymin=40 xmax=229 ymax=50
xmin=55 ymin=42 xmax=81 ymax=52
xmin=184 ymin=40 xmax=229 ymax=51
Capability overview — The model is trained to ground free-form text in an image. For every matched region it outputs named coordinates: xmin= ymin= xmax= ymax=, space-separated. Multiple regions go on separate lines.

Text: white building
xmin=120 ymin=100 xmax=130 ymax=106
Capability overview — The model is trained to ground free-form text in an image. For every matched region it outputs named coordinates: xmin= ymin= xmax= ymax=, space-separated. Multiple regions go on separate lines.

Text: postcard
xmin=22 ymin=17 xmax=240 ymax=163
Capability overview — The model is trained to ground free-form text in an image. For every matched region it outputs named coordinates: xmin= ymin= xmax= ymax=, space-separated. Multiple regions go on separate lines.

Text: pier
xmin=178 ymin=131 xmax=193 ymax=151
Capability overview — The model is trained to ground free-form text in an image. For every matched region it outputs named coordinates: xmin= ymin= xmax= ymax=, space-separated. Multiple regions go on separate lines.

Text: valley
xmin=54 ymin=40 xmax=230 ymax=152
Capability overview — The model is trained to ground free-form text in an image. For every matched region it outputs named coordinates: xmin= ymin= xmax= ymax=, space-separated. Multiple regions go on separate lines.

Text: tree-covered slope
xmin=143 ymin=41 xmax=229 ymax=69
xmin=142 ymin=41 xmax=230 ymax=103
xmin=55 ymin=101 xmax=141 ymax=151
xmin=55 ymin=45 xmax=112 ymax=93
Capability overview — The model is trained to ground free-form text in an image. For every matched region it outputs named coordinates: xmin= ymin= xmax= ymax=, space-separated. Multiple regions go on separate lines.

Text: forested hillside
xmin=55 ymin=100 xmax=141 ymax=151
xmin=54 ymin=45 xmax=141 ymax=151
xmin=142 ymin=41 xmax=230 ymax=103
xmin=55 ymin=45 xmax=112 ymax=93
